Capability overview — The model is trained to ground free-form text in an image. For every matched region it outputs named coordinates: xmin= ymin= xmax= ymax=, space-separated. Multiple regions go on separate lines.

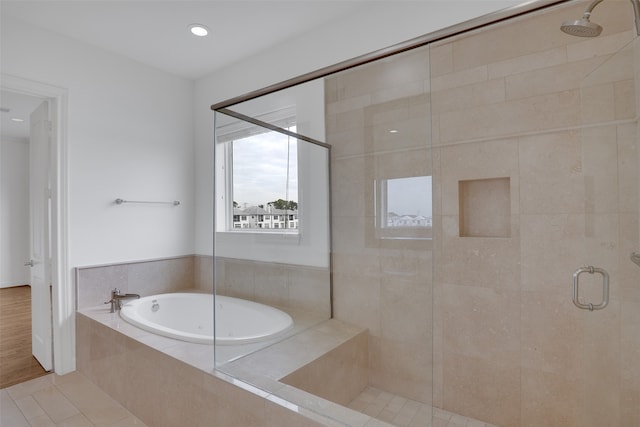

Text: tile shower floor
xmin=348 ymin=387 xmax=499 ymax=427
xmin=1 ymin=372 xmax=146 ymax=427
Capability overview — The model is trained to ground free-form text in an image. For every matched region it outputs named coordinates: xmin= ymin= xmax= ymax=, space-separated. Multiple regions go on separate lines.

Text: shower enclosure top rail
xmin=210 ymin=0 xmax=570 ymax=111
xmin=215 ymin=107 xmax=331 ymax=150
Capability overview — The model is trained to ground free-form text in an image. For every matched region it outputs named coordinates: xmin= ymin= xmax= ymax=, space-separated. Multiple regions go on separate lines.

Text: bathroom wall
xmin=325 ymin=46 xmax=433 ymax=405
xmin=0 ymin=19 xmax=196 ymax=269
xmin=193 ymin=1 xmax=524 ymax=258
xmin=76 ymin=255 xmax=329 ymax=317
xmin=75 ymin=256 xmax=195 ymax=310
xmin=429 ymin=2 xmax=639 ymax=426
xmin=211 ymin=81 xmax=331 ymax=269
xmin=193 ymin=255 xmax=329 ymax=317
xmin=212 ymin=257 xmax=330 ymax=317
xmin=1 ymin=18 xmax=195 ymax=372
xmin=326 ymin=2 xmax=639 ymax=426
xmin=0 ymin=138 xmax=30 ymax=288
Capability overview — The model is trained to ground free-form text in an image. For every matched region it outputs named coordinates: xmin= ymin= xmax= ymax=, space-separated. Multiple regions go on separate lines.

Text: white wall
xmin=0 ymin=19 xmax=196 ymax=269
xmin=0 ymin=138 xmax=30 ymax=287
xmin=193 ymin=0 xmax=523 ymax=255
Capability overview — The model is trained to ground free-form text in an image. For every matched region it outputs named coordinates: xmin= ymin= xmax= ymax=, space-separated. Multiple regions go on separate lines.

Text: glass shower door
xmin=576 ymin=35 xmax=640 ymax=427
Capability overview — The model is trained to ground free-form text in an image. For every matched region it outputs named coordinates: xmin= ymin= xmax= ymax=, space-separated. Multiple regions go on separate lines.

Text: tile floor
xmin=0 ymin=372 xmax=147 ymax=427
xmin=2 ymin=372 xmax=498 ymax=427
xmin=348 ymin=387 xmax=499 ymax=427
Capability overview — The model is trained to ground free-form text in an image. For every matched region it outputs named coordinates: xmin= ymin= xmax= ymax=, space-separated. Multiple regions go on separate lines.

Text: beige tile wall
xmin=197 ymin=256 xmax=331 ymax=317
xmin=327 ymin=1 xmax=639 ymax=426
xmin=76 ymin=256 xmax=195 ymax=309
xmin=326 ymin=46 xmax=434 ymax=405
xmin=76 ymin=313 xmax=331 ymax=427
xmin=430 ymin=1 xmax=639 ymax=426
xmin=281 ymin=330 xmax=369 ymax=406
xmin=77 ymin=255 xmax=329 ymax=317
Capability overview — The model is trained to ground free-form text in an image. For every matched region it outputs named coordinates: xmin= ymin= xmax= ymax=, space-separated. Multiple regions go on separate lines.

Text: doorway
xmin=1 ymin=89 xmax=53 ymax=380
xmin=1 ymin=75 xmax=72 ymax=377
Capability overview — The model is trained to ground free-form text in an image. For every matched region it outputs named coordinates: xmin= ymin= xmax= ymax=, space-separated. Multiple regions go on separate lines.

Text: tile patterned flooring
xmin=2 ymin=372 xmax=497 ymax=427
xmin=348 ymin=387 xmax=499 ymax=427
xmin=0 ymin=372 xmax=147 ymax=427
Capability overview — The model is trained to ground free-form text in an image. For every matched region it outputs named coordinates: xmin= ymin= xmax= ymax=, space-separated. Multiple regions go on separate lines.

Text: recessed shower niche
xmin=458 ymin=177 xmax=511 ymax=238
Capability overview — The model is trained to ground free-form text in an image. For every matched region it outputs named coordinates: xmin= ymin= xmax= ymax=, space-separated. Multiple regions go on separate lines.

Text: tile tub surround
xmin=201 ymin=256 xmax=331 ymax=318
xmin=76 ymin=256 xmax=195 ymax=309
xmin=76 ymin=306 xmax=391 ymax=427
xmin=280 ymin=331 xmax=369 ymax=407
xmin=77 ymin=255 xmax=330 ymax=319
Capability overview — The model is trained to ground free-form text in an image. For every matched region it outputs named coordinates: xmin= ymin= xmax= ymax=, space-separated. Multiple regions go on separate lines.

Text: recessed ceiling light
xmin=189 ymin=24 xmax=209 ymax=37
xmin=10 ymin=117 xmax=24 ymax=122
xmin=389 ymin=129 xmax=399 ymax=134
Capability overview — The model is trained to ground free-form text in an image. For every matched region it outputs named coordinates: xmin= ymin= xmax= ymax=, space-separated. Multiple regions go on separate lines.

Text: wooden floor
xmin=0 ymin=285 xmax=48 ymax=389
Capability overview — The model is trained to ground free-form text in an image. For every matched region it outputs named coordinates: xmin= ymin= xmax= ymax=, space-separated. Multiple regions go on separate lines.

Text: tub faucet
xmin=104 ymin=288 xmax=140 ymax=313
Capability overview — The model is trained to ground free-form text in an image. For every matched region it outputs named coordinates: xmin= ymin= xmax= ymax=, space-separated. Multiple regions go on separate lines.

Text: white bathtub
xmin=119 ymin=293 xmax=294 ymax=345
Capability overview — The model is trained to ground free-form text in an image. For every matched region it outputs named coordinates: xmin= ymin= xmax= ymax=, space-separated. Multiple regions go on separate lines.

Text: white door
xmin=28 ymin=101 xmax=53 ymax=371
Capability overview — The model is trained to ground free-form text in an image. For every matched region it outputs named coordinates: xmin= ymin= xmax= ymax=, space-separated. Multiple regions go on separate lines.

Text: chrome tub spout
xmin=104 ymin=288 xmax=141 ymax=313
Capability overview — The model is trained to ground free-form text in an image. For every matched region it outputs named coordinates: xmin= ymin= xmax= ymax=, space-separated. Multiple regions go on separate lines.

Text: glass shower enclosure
xmin=209 ymin=1 xmax=640 ymax=425
xmin=211 ymin=80 xmax=334 ymax=376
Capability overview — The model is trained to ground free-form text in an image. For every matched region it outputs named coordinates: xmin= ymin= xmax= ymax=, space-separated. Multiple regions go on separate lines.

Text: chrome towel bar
xmin=115 ymin=198 xmax=180 ymax=206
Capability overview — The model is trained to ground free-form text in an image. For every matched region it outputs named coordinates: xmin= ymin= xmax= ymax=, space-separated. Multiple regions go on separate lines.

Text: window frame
xmin=212 ymin=81 xmax=330 ymax=268
xmin=373 ymin=175 xmax=433 ymax=241
xmin=228 ymin=125 xmax=299 ymax=235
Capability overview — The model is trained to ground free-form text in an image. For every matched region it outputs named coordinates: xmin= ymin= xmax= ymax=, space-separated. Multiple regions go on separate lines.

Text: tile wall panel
xmin=429 ymin=1 xmax=639 ymax=425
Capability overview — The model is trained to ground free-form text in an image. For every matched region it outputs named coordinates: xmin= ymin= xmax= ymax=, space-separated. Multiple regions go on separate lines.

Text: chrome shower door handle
xmin=572 ymin=266 xmax=609 ymax=311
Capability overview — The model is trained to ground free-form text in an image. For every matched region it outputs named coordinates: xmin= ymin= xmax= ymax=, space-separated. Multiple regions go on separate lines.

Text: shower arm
xmin=583 ymin=0 xmax=605 ymax=15
xmin=583 ymin=0 xmax=640 ymax=35
xmin=632 ymin=0 xmax=640 ymax=36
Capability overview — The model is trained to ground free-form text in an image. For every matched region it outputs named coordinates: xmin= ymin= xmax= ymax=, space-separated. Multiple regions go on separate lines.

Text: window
xmin=375 ymin=175 xmax=432 ymax=239
xmin=222 ymin=124 xmax=299 ymax=233
xmin=213 ymin=83 xmax=330 ymax=267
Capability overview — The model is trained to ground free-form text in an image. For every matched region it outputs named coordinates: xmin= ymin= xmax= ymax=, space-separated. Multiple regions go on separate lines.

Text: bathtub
xmin=119 ymin=293 xmax=294 ymax=345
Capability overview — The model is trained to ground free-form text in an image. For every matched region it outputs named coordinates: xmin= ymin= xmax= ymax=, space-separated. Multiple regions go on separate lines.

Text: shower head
xmin=560 ymin=13 xmax=603 ymax=37
xmin=561 ymin=0 xmax=640 ymax=37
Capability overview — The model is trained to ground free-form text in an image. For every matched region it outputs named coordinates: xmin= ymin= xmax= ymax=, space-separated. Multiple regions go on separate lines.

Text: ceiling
xmin=1 ymin=1 xmax=376 ymax=140
xmin=1 ymin=0 xmax=372 ymax=80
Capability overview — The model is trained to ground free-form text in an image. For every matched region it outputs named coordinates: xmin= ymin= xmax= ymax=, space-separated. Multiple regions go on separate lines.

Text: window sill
xmin=216 ymin=231 xmax=301 ymax=243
